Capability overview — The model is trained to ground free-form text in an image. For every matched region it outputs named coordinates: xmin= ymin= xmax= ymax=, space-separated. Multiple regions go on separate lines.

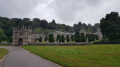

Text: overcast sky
xmin=0 ymin=0 xmax=120 ymax=26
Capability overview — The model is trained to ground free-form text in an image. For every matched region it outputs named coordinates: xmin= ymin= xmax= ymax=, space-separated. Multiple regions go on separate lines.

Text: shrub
xmin=86 ymin=34 xmax=96 ymax=42
xmin=80 ymin=33 xmax=86 ymax=42
xmin=35 ymin=38 xmax=38 ymax=42
xmin=0 ymin=28 xmax=7 ymax=42
xmin=49 ymin=34 xmax=54 ymax=42
xmin=66 ymin=35 xmax=70 ymax=42
xmin=71 ymin=35 xmax=74 ymax=41
xmin=57 ymin=34 xmax=60 ymax=42
xmin=45 ymin=35 xmax=48 ymax=41
xmin=61 ymin=35 xmax=65 ymax=42
xmin=7 ymin=36 xmax=12 ymax=43
xmin=39 ymin=36 xmax=42 ymax=42
xmin=75 ymin=31 xmax=80 ymax=42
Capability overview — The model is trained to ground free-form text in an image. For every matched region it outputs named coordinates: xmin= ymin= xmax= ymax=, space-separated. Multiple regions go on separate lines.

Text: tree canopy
xmin=100 ymin=12 xmax=120 ymax=42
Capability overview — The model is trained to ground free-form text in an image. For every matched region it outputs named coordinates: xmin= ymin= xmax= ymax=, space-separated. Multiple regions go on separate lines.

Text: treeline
xmin=0 ymin=16 xmax=99 ymax=42
xmin=37 ymin=32 xmax=99 ymax=43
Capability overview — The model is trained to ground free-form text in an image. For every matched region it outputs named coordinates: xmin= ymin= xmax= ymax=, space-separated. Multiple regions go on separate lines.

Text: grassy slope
xmin=35 ymin=28 xmax=55 ymax=34
xmin=0 ymin=48 xmax=8 ymax=59
xmin=23 ymin=45 xmax=120 ymax=67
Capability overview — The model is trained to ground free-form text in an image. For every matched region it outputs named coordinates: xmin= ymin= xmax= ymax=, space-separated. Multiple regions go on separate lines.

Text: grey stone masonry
xmin=13 ymin=28 xmax=35 ymax=45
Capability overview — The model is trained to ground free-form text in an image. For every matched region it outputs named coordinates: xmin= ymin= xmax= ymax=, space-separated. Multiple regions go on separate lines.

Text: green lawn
xmin=0 ymin=48 xmax=8 ymax=59
xmin=23 ymin=45 xmax=120 ymax=67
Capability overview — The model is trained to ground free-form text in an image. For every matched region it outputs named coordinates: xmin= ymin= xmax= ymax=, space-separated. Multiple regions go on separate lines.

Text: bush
xmin=45 ymin=35 xmax=48 ymax=41
xmin=49 ymin=34 xmax=54 ymax=42
xmin=95 ymin=34 xmax=99 ymax=40
xmin=7 ymin=36 xmax=12 ymax=43
xmin=61 ymin=35 xmax=65 ymax=42
xmin=80 ymin=33 xmax=86 ymax=42
xmin=86 ymin=34 xmax=96 ymax=42
xmin=0 ymin=28 xmax=7 ymax=42
xmin=93 ymin=37 xmax=120 ymax=44
xmin=66 ymin=35 xmax=70 ymax=42
xmin=39 ymin=36 xmax=42 ymax=42
xmin=35 ymin=38 xmax=38 ymax=42
xmin=57 ymin=34 xmax=60 ymax=42
xmin=75 ymin=31 xmax=80 ymax=42
xmin=71 ymin=35 xmax=74 ymax=41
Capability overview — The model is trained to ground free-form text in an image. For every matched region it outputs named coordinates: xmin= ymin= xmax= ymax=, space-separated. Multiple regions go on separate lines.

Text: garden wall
xmin=0 ymin=43 xmax=12 ymax=45
xmin=29 ymin=42 xmax=91 ymax=46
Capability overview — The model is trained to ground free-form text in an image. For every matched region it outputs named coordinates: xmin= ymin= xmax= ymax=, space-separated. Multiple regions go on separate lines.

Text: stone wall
xmin=28 ymin=42 xmax=91 ymax=46
xmin=0 ymin=43 xmax=12 ymax=45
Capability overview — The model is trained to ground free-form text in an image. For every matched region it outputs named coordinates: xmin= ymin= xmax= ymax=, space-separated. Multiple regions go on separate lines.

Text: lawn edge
xmin=0 ymin=54 xmax=8 ymax=67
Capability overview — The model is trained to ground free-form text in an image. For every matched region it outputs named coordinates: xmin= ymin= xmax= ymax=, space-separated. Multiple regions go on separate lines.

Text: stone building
xmin=13 ymin=28 xmax=35 ymax=45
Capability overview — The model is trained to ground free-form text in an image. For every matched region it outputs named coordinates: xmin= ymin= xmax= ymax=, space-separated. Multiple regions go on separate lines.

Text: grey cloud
xmin=49 ymin=0 xmax=104 ymax=25
xmin=0 ymin=0 xmax=120 ymax=26
xmin=50 ymin=0 xmax=120 ymax=25
xmin=0 ymin=0 xmax=41 ymax=18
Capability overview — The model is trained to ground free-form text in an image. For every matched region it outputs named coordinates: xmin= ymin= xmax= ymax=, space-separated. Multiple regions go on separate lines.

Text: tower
xmin=13 ymin=27 xmax=35 ymax=45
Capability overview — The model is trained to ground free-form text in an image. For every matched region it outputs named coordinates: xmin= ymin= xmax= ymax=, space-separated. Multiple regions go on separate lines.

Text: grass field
xmin=23 ymin=45 xmax=120 ymax=67
xmin=0 ymin=48 xmax=8 ymax=59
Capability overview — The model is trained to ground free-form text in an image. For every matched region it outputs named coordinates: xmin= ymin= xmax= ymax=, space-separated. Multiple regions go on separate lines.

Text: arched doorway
xmin=18 ymin=38 xmax=23 ymax=46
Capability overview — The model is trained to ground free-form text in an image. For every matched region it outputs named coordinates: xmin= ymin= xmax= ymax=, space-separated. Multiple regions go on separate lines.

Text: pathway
xmin=0 ymin=46 xmax=60 ymax=67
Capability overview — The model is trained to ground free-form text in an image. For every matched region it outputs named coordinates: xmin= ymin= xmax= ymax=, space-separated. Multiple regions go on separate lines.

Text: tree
xmin=0 ymin=28 xmax=6 ymax=42
xmin=51 ymin=20 xmax=56 ymax=25
xmin=45 ymin=35 xmax=48 ymax=41
xmin=23 ymin=18 xmax=33 ymax=27
xmin=7 ymin=36 xmax=12 ymax=43
xmin=75 ymin=31 xmax=80 ymax=42
xmin=71 ymin=35 xmax=74 ymax=41
xmin=49 ymin=34 xmax=54 ymax=42
xmin=80 ymin=33 xmax=86 ymax=42
xmin=86 ymin=34 xmax=95 ymax=42
xmin=73 ymin=22 xmax=82 ymax=31
xmin=39 ymin=36 xmax=42 ymax=42
xmin=40 ymin=20 xmax=48 ymax=29
xmin=66 ymin=35 xmax=70 ymax=42
xmin=92 ymin=23 xmax=100 ymax=32
xmin=33 ymin=18 xmax=41 ymax=28
xmin=57 ymin=34 xmax=60 ymax=42
xmin=35 ymin=38 xmax=38 ymax=42
xmin=61 ymin=35 xmax=65 ymax=42
xmin=100 ymin=12 xmax=120 ymax=41
xmin=11 ymin=18 xmax=23 ymax=27
xmin=95 ymin=35 xmax=99 ymax=40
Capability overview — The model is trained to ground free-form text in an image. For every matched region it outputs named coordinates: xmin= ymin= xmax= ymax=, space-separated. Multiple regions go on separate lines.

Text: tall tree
xmin=100 ymin=12 xmax=120 ymax=41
